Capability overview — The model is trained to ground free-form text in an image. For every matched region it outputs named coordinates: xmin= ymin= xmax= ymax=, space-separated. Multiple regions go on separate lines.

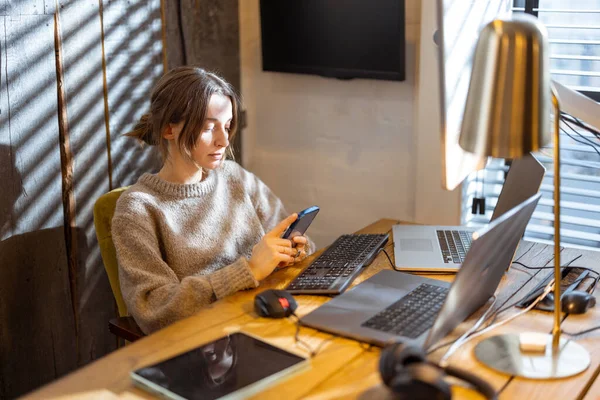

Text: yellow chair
xmin=93 ymin=187 xmax=144 ymax=342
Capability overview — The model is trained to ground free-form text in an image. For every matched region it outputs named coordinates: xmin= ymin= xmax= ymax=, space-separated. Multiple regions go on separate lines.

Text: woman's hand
xmin=248 ymin=214 xmax=298 ymax=281
xmin=288 ymin=235 xmax=309 ymax=265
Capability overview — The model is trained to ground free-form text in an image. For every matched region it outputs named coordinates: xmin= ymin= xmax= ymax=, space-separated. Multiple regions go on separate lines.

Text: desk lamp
xmin=458 ymin=14 xmax=590 ymax=379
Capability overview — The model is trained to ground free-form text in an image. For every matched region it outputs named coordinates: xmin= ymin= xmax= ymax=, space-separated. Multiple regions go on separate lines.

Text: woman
xmin=112 ymin=67 xmax=313 ymax=334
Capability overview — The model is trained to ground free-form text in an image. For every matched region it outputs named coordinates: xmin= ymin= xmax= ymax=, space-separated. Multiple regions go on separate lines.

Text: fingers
xmin=276 ymin=245 xmax=296 ymax=257
xmin=277 ymin=252 xmax=295 ymax=264
xmin=292 ymin=236 xmax=307 ymax=246
xmin=267 ymin=213 xmax=298 ymax=237
xmin=295 ymin=248 xmax=306 ymax=261
xmin=273 ymin=238 xmax=293 ymax=247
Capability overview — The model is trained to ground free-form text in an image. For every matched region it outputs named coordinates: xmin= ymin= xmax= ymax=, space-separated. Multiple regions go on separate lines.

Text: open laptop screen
xmin=490 ymin=153 xmax=545 ymax=222
xmin=424 ymin=193 xmax=541 ymax=349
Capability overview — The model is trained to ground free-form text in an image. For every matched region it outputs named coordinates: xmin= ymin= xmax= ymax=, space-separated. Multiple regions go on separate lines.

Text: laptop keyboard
xmin=436 ymin=230 xmax=472 ymax=264
xmin=361 ymin=283 xmax=449 ymax=338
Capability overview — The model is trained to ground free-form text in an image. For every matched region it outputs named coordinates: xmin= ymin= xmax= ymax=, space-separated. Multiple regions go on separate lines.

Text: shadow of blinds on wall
xmin=461 ymin=0 xmax=600 ymax=251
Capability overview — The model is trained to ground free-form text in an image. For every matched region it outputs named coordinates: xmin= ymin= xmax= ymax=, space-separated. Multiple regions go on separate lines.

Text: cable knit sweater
xmin=112 ymin=161 xmax=313 ymax=334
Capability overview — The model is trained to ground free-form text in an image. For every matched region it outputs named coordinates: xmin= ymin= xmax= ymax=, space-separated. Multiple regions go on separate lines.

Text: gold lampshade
xmin=459 ymin=14 xmax=552 ymax=158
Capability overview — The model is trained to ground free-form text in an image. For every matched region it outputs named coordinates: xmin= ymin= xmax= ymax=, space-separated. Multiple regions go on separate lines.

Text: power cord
xmin=562 ymin=325 xmax=600 ymax=337
xmin=437 ymin=279 xmax=556 ymax=363
xmin=289 ymin=313 xmax=377 ymax=357
xmin=561 ymin=121 xmax=600 ymax=158
xmin=289 ymin=313 xmax=335 ymax=358
xmin=511 ymin=255 xmax=600 ymax=298
xmin=438 ymin=295 xmax=498 ymax=365
xmin=562 ymin=112 xmax=600 ymax=140
xmin=428 ymin=255 xmax=596 ymax=354
xmin=382 ymin=248 xmax=398 ymax=270
xmin=483 ymin=255 xmax=593 ymax=326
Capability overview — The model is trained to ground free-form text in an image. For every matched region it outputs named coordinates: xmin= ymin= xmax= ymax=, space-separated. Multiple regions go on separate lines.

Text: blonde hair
xmin=126 ymin=66 xmax=240 ymax=162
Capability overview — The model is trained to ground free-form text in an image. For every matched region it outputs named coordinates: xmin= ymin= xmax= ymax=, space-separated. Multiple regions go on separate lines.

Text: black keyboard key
xmin=286 ymin=233 xmax=389 ymax=295
xmin=436 ymin=230 xmax=472 ymax=263
xmin=362 ymin=283 xmax=449 ymax=338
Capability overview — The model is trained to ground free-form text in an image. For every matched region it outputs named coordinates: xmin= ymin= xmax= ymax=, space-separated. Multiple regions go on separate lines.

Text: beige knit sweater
xmin=112 ymin=161 xmax=313 ymax=334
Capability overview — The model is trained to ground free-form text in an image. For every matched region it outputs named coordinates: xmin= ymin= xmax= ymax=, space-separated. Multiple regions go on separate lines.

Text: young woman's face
xmin=169 ymin=93 xmax=233 ymax=171
xmin=192 ymin=93 xmax=232 ymax=170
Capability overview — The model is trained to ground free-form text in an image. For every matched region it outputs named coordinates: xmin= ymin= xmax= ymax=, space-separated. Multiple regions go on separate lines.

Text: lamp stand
xmin=473 ymin=89 xmax=590 ymax=379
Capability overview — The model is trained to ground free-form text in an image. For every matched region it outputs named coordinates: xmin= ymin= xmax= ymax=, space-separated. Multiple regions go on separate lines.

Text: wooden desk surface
xmin=26 ymin=219 xmax=600 ymax=400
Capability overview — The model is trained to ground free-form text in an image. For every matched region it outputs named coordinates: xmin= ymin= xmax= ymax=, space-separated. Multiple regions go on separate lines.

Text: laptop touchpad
xmin=399 ymin=239 xmax=433 ymax=252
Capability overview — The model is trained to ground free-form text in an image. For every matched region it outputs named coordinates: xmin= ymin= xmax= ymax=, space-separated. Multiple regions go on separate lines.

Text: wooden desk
xmin=25 ymin=219 xmax=600 ymax=400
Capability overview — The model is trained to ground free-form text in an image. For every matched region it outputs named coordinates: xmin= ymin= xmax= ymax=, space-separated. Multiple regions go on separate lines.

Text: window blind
xmin=461 ymin=0 xmax=600 ymax=251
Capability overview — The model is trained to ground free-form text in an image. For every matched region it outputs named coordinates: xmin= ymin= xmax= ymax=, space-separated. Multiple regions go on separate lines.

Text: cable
xmin=560 ymin=126 xmax=600 ymax=158
xmin=427 ymin=256 xmax=592 ymax=355
xmin=561 ymin=112 xmax=600 ymax=139
xmin=561 ymin=112 xmax=600 ymax=138
xmin=290 ymin=313 xmax=334 ymax=358
xmin=490 ymin=255 xmax=593 ymax=320
xmin=509 ymin=265 xmax=535 ymax=277
xmin=382 ymin=248 xmax=399 ymax=271
xmin=438 ymin=295 xmax=498 ymax=366
xmin=511 ymin=257 xmax=600 ymax=295
xmin=562 ymin=118 xmax=600 ymax=156
xmin=437 ymin=279 xmax=555 ymax=364
xmin=562 ymin=325 xmax=600 ymax=337
xmin=510 ymin=254 xmax=594 ymax=274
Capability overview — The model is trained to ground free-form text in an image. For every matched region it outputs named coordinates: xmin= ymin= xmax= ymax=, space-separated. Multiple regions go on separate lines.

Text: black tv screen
xmin=259 ymin=0 xmax=406 ymax=81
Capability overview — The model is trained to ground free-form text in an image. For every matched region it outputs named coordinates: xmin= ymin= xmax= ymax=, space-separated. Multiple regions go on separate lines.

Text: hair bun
xmin=132 ymin=113 xmax=157 ymax=146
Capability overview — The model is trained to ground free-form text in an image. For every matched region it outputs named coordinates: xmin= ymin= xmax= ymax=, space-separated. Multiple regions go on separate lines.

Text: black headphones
xmin=379 ymin=342 xmax=497 ymax=400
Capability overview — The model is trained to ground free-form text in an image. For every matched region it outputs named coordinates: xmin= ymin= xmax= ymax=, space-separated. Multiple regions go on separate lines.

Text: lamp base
xmin=474 ymin=333 xmax=590 ymax=379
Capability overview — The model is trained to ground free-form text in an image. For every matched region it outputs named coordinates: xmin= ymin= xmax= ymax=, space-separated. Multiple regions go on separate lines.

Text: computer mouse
xmin=561 ymin=291 xmax=596 ymax=314
xmin=542 ymin=291 xmax=596 ymax=314
xmin=254 ymin=289 xmax=298 ymax=319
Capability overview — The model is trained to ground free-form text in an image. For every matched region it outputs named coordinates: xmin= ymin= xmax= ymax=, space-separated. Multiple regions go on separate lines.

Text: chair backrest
xmin=93 ymin=187 xmax=129 ymax=317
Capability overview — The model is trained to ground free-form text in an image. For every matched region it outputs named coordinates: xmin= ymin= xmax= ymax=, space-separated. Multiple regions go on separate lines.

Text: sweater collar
xmin=139 ymin=170 xmax=217 ymax=198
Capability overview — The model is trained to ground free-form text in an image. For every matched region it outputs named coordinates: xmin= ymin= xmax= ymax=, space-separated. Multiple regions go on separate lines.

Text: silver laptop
xmin=301 ymin=194 xmax=541 ymax=349
xmin=393 ymin=153 xmax=545 ymax=272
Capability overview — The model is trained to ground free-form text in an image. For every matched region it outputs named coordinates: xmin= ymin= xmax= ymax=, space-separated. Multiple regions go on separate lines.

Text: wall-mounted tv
xmin=259 ymin=0 xmax=406 ymax=82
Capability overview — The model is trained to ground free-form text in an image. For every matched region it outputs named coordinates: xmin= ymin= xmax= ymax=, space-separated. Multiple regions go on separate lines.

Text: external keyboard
xmin=286 ymin=233 xmax=389 ymax=295
xmin=436 ymin=230 xmax=472 ymax=264
xmin=362 ymin=283 xmax=449 ymax=338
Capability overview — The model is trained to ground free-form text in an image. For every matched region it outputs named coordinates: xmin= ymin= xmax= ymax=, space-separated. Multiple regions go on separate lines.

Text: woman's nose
xmin=215 ymin=127 xmax=229 ymax=148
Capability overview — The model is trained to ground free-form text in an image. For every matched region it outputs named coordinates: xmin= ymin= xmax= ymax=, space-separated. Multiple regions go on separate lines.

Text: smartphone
xmin=282 ymin=206 xmax=320 ymax=241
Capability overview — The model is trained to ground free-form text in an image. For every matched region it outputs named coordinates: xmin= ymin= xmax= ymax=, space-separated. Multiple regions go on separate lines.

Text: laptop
xmin=393 ymin=153 xmax=545 ymax=272
xmin=301 ymin=194 xmax=541 ymax=349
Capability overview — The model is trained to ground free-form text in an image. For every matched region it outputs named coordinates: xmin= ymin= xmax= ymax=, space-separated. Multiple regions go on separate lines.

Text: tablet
xmin=131 ymin=332 xmax=309 ymax=400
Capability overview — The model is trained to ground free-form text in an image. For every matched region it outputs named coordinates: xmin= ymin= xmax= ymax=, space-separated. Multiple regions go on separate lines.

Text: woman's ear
xmin=163 ymin=121 xmax=185 ymax=142
xmin=162 ymin=123 xmax=177 ymax=140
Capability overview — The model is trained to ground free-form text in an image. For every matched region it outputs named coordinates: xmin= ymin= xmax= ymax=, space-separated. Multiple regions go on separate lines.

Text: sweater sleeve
xmin=232 ymin=163 xmax=317 ymax=255
xmin=112 ymin=215 xmax=259 ymax=334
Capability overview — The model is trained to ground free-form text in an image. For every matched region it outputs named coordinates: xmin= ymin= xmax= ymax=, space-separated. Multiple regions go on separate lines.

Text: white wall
xmin=239 ymin=0 xmax=460 ymax=248
xmin=414 ymin=0 xmax=463 ymax=226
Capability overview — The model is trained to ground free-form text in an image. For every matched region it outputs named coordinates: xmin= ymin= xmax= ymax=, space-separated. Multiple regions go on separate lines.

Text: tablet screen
xmin=131 ymin=332 xmax=307 ymax=400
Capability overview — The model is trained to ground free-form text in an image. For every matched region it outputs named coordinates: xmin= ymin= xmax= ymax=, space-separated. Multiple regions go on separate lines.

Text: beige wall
xmin=239 ymin=1 xmax=460 ymax=248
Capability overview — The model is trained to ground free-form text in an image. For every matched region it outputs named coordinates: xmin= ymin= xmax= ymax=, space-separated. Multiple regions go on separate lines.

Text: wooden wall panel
xmin=0 ymin=14 xmax=76 ymax=399
xmin=180 ymin=0 xmax=240 ymax=91
xmin=0 ymin=0 xmax=55 ymax=15
xmin=0 ymin=0 xmax=238 ymax=397
xmin=101 ymin=0 xmax=162 ymax=188
xmin=165 ymin=0 xmax=242 ymax=159
xmin=57 ymin=0 xmax=116 ymax=366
